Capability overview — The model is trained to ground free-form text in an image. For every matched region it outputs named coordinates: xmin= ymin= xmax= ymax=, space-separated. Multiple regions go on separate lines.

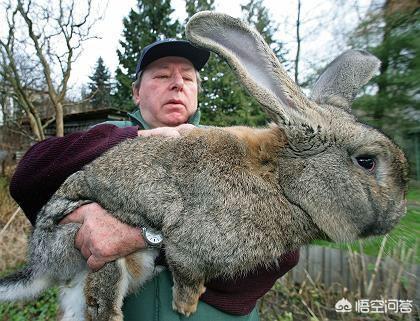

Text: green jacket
xmin=104 ymin=109 xmax=259 ymax=321
xmin=104 ymin=109 xmax=201 ymax=129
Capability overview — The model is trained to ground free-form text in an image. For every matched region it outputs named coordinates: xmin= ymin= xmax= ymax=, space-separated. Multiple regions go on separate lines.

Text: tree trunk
xmin=28 ymin=112 xmax=44 ymax=141
xmin=55 ymin=103 xmax=64 ymax=137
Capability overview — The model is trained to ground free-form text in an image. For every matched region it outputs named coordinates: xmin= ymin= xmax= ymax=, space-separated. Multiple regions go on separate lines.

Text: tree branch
xmin=17 ymin=0 xmax=58 ymax=102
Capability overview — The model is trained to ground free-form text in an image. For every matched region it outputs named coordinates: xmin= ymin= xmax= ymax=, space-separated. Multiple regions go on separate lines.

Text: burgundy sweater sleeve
xmin=200 ymin=250 xmax=300 ymax=315
xmin=9 ymin=124 xmax=138 ymax=226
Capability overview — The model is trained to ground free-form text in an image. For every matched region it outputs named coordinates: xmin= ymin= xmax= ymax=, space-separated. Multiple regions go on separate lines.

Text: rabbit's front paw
xmin=172 ymin=282 xmax=206 ymax=316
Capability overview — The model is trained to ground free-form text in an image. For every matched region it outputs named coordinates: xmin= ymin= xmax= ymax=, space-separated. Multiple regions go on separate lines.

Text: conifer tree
xmin=114 ymin=0 xmax=180 ymax=110
xmin=185 ymin=0 xmax=215 ymax=17
xmin=88 ymin=57 xmax=112 ymax=109
xmin=350 ymin=0 xmax=419 ymax=133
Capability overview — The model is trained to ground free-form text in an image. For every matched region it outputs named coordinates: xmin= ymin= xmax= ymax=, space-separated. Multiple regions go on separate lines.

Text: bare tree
xmin=0 ymin=5 xmax=44 ymax=140
xmin=0 ymin=0 xmax=100 ymax=140
xmin=291 ymin=0 xmax=373 ymax=88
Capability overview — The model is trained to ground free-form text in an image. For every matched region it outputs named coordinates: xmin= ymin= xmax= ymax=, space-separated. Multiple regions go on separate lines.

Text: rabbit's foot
xmin=172 ymin=280 xmax=206 ymax=316
xmin=85 ymin=295 xmax=99 ymax=321
xmin=85 ymin=296 xmax=123 ymax=321
xmin=107 ymin=312 xmax=124 ymax=321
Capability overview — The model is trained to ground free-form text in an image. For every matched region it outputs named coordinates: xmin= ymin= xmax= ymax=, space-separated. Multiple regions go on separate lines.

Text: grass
xmin=0 ymin=266 xmax=58 ymax=321
xmin=407 ymin=183 xmax=420 ymax=202
xmin=0 ymin=176 xmax=31 ymax=272
xmin=259 ymin=272 xmax=419 ymax=321
xmin=0 ymin=286 xmax=58 ymax=321
xmin=0 ymin=174 xmax=57 ymax=321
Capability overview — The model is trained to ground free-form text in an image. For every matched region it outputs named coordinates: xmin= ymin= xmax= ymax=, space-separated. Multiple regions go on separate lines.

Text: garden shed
xmin=43 ymin=108 xmax=129 ymax=136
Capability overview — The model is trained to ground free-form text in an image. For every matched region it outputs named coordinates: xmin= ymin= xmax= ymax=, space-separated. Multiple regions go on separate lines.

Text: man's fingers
xmin=87 ymin=256 xmax=105 ymax=272
xmin=158 ymin=128 xmax=180 ymax=137
xmin=58 ymin=208 xmax=85 ymax=225
xmin=177 ymin=124 xmax=195 ymax=130
xmin=80 ymin=245 xmax=92 ymax=260
xmin=74 ymin=227 xmax=85 ymax=250
xmin=139 ymin=127 xmax=187 ymax=138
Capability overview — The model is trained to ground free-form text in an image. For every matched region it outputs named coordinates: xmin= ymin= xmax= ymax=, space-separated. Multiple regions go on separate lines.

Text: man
xmin=10 ymin=39 xmax=299 ymax=320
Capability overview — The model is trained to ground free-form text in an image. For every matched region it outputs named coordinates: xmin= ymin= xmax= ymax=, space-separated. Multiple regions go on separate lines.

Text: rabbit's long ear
xmin=186 ymin=11 xmax=314 ymax=125
xmin=310 ymin=50 xmax=380 ymax=113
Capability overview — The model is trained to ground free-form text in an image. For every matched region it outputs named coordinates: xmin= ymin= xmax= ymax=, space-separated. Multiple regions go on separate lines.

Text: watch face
xmin=145 ymin=229 xmax=163 ymax=245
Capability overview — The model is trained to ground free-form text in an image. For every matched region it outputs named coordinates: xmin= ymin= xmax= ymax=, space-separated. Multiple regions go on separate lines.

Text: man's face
xmin=133 ymin=56 xmax=199 ymax=128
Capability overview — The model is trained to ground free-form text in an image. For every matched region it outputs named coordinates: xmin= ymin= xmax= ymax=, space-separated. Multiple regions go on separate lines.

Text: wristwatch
xmin=141 ymin=227 xmax=163 ymax=248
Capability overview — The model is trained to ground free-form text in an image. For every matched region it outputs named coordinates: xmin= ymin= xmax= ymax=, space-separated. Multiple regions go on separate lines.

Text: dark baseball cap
xmin=135 ymin=39 xmax=210 ymax=79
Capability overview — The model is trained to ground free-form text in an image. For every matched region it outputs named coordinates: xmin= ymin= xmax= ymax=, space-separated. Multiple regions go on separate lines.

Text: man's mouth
xmin=166 ymin=99 xmax=184 ymax=106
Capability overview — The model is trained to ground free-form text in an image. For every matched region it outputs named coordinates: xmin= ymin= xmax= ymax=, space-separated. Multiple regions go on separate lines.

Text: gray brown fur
xmin=0 ymin=11 xmax=408 ymax=321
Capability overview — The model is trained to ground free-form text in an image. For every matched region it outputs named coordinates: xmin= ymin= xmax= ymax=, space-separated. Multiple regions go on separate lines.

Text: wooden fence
xmin=288 ymin=245 xmax=419 ymax=306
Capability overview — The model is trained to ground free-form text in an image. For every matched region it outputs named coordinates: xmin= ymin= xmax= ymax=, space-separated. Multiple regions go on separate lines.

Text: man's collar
xmin=127 ymin=109 xmax=152 ymax=129
xmin=128 ymin=108 xmax=201 ymax=129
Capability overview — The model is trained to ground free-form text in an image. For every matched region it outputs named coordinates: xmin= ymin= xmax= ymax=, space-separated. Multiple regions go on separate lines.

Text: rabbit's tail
xmin=0 ymin=267 xmax=52 ymax=301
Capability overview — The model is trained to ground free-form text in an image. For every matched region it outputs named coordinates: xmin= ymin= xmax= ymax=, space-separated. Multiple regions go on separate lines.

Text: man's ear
xmin=132 ymin=83 xmax=141 ymax=105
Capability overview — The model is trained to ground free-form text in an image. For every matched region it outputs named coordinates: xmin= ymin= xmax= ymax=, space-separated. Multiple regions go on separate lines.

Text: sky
xmin=69 ymin=0 xmax=372 ymax=96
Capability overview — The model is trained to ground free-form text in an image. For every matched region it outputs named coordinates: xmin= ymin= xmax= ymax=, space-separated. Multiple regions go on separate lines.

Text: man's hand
xmin=138 ymin=124 xmax=195 ymax=137
xmin=59 ymin=203 xmax=145 ymax=271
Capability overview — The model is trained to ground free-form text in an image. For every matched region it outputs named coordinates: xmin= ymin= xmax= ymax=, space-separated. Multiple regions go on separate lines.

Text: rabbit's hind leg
xmin=171 ymin=267 xmax=206 ymax=317
xmin=84 ymin=260 xmax=127 ymax=321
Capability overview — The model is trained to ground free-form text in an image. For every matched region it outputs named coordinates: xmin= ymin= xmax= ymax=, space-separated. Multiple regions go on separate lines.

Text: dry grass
xmin=259 ymin=239 xmax=419 ymax=321
xmin=0 ymin=167 xmax=31 ymax=274
xmin=260 ymin=276 xmax=419 ymax=321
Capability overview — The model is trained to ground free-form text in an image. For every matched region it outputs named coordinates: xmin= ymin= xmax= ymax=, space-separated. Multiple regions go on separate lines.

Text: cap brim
xmin=138 ymin=41 xmax=210 ymax=74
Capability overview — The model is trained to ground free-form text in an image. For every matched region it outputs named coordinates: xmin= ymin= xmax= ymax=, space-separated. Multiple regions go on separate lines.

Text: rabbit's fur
xmin=0 ymin=11 xmax=408 ymax=321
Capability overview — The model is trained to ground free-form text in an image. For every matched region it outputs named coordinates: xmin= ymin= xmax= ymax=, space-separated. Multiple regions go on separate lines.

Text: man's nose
xmin=170 ymin=72 xmax=184 ymax=91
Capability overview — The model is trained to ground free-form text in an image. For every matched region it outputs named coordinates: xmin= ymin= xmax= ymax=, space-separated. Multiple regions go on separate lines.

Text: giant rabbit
xmin=0 ymin=11 xmax=408 ymax=321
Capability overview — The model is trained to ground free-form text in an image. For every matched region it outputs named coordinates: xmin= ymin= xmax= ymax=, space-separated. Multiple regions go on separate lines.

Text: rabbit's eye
xmin=355 ymin=156 xmax=376 ymax=171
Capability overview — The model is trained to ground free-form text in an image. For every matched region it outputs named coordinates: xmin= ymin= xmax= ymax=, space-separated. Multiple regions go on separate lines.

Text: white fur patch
xmin=59 ymin=271 xmax=88 ymax=321
xmin=0 ymin=275 xmax=51 ymax=301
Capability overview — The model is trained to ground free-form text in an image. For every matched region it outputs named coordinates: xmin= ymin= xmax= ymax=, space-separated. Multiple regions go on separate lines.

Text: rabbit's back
xmin=79 ymin=126 xmax=316 ymax=277
xmin=80 ymin=126 xmax=288 ymax=226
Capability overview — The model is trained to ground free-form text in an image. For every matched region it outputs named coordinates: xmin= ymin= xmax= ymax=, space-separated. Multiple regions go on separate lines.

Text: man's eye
xmin=155 ymin=75 xmax=169 ymax=79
